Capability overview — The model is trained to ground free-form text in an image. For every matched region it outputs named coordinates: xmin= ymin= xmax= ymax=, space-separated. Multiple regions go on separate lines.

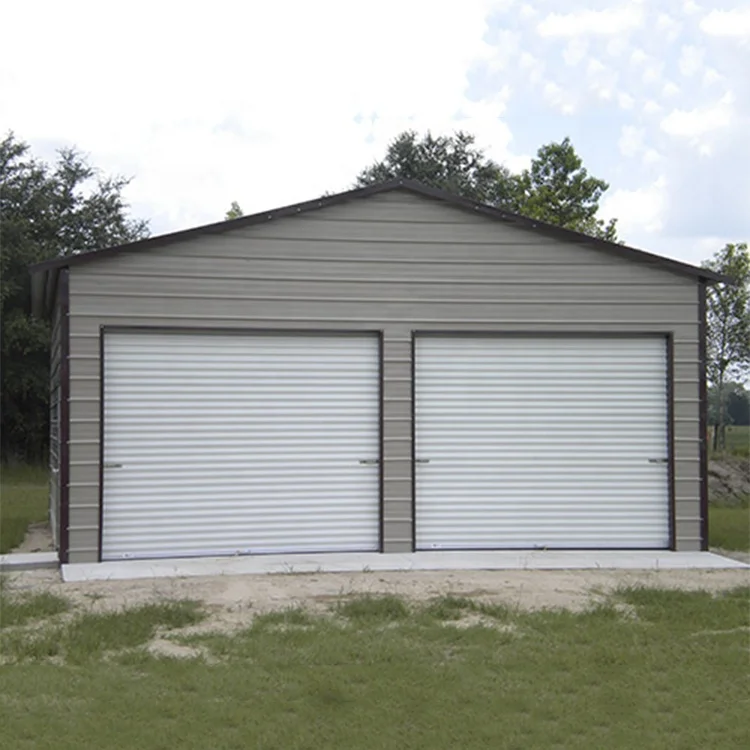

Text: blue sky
xmin=2 ymin=0 xmax=748 ymax=265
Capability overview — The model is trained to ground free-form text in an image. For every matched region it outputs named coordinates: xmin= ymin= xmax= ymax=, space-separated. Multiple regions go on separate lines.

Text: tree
xmin=355 ymin=130 xmax=518 ymax=208
xmin=511 ymin=137 xmax=618 ymax=240
xmin=355 ymin=131 xmax=618 ymax=240
xmin=708 ymin=382 xmax=750 ymax=426
xmin=727 ymin=384 xmax=750 ymax=427
xmin=1 ymin=133 xmax=148 ymax=462
xmin=702 ymin=242 xmax=750 ymax=450
xmin=225 ymin=201 xmax=243 ymax=220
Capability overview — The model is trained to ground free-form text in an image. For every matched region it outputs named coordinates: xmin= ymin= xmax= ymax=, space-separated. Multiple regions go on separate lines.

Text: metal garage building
xmin=30 ymin=180 xmax=723 ymax=565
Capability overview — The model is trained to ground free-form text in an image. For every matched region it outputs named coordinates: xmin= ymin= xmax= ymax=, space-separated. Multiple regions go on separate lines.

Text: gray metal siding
xmin=64 ymin=190 xmax=703 ymax=562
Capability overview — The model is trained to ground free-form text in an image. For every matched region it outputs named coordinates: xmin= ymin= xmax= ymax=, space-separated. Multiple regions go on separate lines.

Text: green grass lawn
xmin=709 ymin=506 xmax=750 ymax=551
xmin=0 ymin=587 xmax=748 ymax=749
xmin=0 ymin=465 xmax=49 ymax=553
xmin=709 ymin=424 xmax=750 ymax=458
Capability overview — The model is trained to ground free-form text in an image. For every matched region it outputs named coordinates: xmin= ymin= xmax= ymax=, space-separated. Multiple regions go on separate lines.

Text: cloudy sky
xmin=2 ymin=0 xmax=748 ymax=265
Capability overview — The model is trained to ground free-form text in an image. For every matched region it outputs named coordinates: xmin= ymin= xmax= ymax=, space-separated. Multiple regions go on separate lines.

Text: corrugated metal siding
xmin=414 ymin=336 xmax=670 ymax=550
xmin=64 ymin=190 xmax=703 ymax=562
xmin=101 ymin=332 xmax=380 ymax=560
xmin=48 ymin=300 xmax=62 ymax=549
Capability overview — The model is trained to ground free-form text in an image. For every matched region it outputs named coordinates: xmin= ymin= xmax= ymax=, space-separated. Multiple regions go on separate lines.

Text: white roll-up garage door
xmin=102 ymin=332 xmax=380 ymax=560
xmin=415 ymin=336 xmax=670 ymax=550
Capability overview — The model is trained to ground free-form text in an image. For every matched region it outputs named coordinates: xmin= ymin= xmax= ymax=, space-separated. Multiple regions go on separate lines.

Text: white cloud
xmin=660 ymin=93 xmax=735 ymax=138
xmin=482 ymin=29 xmax=523 ymax=72
xmin=563 ymin=37 xmax=588 ymax=66
xmin=703 ymin=68 xmax=723 ymax=86
xmin=683 ymin=1 xmax=701 ymax=15
xmin=519 ymin=3 xmax=537 ymax=19
xmin=662 ymin=81 xmax=680 ymax=97
xmin=643 ymin=149 xmax=661 ymax=165
xmin=618 ymin=92 xmax=636 ymax=110
xmin=0 ymin=0 xmax=518 ymax=228
xmin=618 ymin=125 xmax=645 ymax=157
xmin=452 ymin=96 xmax=515 ymax=156
xmin=678 ymin=45 xmax=705 ymax=76
xmin=504 ymin=152 xmax=533 ymax=173
xmin=537 ymin=6 xmax=644 ymax=37
xmin=606 ymin=36 xmax=630 ymax=57
xmin=656 ymin=13 xmax=681 ymax=42
xmin=519 ymin=52 xmax=545 ymax=84
xmin=644 ymin=100 xmax=663 ymax=115
xmin=543 ymin=82 xmax=576 ymax=114
xmin=630 ymin=49 xmax=664 ymax=85
xmin=642 ymin=60 xmax=665 ymax=85
xmin=601 ymin=177 xmax=667 ymax=234
xmin=586 ymin=58 xmax=618 ymax=100
xmin=700 ymin=8 xmax=750 ymax=38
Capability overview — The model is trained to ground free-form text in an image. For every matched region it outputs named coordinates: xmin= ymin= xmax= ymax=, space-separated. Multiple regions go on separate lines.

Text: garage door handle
xmin=416 ymin=458 xmax=431 ymax=464
xmin=648 ymin=458 xmax=668 ymax=464
xmin=103 ymin=462 xmax=124 ymax=469
xmin=358 ymin=459 xmax=380 ymax=465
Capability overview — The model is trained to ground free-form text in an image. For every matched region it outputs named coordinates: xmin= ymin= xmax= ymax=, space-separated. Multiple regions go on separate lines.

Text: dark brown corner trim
xmin=28 ymin=179 xmax=727 ymax=286
xmin=59 ymin=269 xmax=70 ymax=565
xmin=698 ymin=282 xmax=709 ymax=551
xmin=378 ymin=331 xmax=385 ymax=554
xmin=97 ymin=327 xmax=105 ymax=562
xmin=410 ymin=333 xmax=417 ymax=553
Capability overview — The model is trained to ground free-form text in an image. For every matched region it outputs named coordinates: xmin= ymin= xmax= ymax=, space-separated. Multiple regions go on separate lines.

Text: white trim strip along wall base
xmin=62 ymin=550 xmax=749 ymax=582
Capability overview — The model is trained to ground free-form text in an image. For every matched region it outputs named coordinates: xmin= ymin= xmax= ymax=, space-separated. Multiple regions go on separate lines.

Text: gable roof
xmin=29 ymin=179 xmax=725 ymax=314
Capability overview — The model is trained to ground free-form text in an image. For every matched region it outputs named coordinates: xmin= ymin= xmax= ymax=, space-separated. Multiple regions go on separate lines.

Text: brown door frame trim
xmin=96 ymin=325 xmax=385 ymax=562
xmin=411 ymin=330 xmax=676 ymax=552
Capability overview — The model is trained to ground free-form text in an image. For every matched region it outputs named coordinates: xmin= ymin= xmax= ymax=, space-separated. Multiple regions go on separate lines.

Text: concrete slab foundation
xmin=0 ymin=551 xmax=59 ymax=572
xmin=62 ymin=550 xmax=749 ymax=583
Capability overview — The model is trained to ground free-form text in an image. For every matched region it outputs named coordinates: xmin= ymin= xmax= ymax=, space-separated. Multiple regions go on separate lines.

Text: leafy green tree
xmin=355 ymin=130 xmax=518 ymax=208
xmin=1 ymin=133 xmax=148 ymax=462
xmin=225 ymin=201 xmax=243 ymax=220
xmin=511 ymin=137 xmax=618 ymax=240
xmin=708 ymin=382 xmax=750 ymax=426
xmin=727 ymin=384 xmax=750 ymax=427
xmin=355 ymin=131 xmax=618 ymax=240
xmin=702 ymin=242 xmax=750 ymax=450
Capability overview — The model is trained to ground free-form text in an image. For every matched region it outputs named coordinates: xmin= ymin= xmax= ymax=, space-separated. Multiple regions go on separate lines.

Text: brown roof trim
xmin=28 ymin=178 xmax=727 ymax=284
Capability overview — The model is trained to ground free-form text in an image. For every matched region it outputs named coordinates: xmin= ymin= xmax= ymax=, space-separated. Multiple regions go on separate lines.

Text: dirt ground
xmin=6 ymin=566 xmax=748 ymax=636
xmin=11 ymin=522 xmax=55 ymax=553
